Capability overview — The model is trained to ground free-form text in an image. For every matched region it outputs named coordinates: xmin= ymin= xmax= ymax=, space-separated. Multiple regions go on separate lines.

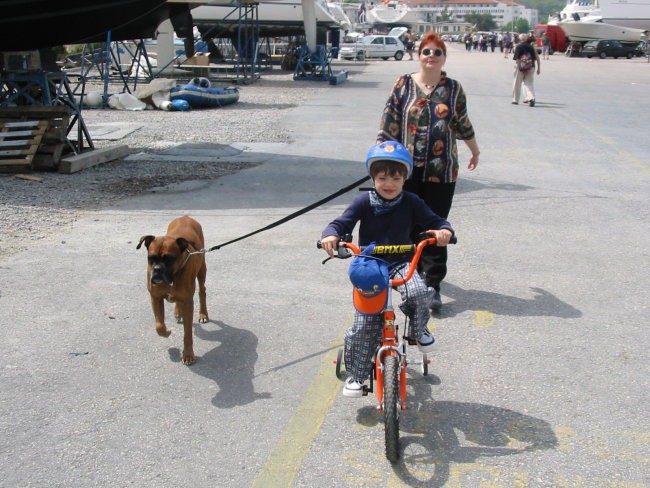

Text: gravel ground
xmin=0 ymin=70 xmax=328 ymax=260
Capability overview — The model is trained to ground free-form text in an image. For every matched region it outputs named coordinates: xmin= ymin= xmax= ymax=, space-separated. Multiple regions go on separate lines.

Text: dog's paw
xmin=156 ymin=324 xmax=172 ymax=338
xmin=182 ymin=351 xmax=196 ymax=365
xmin=198 ymin=314 xmax=208 ymax=324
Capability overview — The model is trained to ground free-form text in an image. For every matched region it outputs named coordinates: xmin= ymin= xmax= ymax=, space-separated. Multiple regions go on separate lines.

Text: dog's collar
xmin=177 ymin=249 xmax=192 ymax=273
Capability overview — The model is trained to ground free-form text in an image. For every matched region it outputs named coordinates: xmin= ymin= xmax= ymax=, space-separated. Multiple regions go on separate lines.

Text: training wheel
xmin=335 ymin=349 xmax=345 ymax=379
xmin=421 ymin=353 xmax=428 ymax=376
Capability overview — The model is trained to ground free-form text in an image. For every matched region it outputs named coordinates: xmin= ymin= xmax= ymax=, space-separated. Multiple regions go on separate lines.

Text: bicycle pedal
xmin=362 ymin=387 xmax=370 ymax=396
xmin=406 ymin=337 xmax=417 ymax=346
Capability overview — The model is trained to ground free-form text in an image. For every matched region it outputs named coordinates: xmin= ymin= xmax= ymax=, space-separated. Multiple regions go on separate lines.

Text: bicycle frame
xmin=339 ymin=237 xmax=438 ymax=412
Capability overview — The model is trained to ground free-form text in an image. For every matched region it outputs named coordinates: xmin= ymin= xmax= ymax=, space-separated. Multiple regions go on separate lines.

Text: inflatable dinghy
xmin=170 ymin=77 xmax=239 ymax=109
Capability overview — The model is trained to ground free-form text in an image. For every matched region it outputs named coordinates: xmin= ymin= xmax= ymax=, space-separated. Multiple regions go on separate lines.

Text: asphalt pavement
xmin=0 ymin=45 xmax=648 ymax=487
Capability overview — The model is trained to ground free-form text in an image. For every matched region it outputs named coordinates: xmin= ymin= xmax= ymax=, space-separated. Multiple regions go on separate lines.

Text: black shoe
xmin=529 ymin=99 xmax=535 ymax=107
xmin=428 ymin=287 xmax=442 ymax=310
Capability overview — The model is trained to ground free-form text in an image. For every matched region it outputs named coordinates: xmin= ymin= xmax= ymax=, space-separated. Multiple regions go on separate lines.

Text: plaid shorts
xmin=344 ymin=262 xmax=432 ymax=383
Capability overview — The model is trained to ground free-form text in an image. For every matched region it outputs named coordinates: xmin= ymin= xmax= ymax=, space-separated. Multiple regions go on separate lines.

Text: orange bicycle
xmin=318 ymin=234 xmax=455 ymax=462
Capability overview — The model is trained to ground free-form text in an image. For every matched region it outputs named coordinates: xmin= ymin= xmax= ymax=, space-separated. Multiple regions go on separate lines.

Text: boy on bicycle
xmin=320 ymin=141 xmax=454 ymax=397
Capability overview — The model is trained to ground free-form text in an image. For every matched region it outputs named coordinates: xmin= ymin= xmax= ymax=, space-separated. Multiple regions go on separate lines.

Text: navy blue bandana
xmin=369 ymin=190 xmax=403 ymax=216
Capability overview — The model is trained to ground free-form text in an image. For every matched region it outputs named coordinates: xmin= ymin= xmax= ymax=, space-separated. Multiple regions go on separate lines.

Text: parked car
xmin=339 ymin=35 xmax=405 ymax=61
xmin=580 ymin=40 xmax=639 ymax=59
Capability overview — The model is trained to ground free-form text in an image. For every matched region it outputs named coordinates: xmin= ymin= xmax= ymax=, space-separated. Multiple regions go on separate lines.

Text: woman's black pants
xmin=404 ymin=176 xmax=456 ymax=292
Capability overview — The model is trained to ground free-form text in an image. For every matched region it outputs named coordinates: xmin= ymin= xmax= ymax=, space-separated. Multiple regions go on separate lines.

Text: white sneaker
xmin=342 ymin=377 xmax=363 ymax=398
xmin=417 ymin=330 xmax=436 ymax=353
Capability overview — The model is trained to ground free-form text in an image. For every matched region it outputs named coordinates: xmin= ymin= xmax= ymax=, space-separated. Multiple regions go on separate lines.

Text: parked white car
xmin=339 ymin=35 xmax=405 ymax=61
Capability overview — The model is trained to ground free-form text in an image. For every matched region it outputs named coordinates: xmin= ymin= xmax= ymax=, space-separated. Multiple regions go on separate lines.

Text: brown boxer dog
xmin=137 ymin=216 xmax=208 ymax=365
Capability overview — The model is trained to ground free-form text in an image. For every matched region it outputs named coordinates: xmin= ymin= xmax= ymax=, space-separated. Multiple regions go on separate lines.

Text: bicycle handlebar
xmin=317 ymin=233 xmax=457 ymax=286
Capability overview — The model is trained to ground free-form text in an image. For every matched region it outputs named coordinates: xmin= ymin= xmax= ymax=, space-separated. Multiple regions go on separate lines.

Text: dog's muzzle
xmin=151 ymin=265 xmax=173 ymax=285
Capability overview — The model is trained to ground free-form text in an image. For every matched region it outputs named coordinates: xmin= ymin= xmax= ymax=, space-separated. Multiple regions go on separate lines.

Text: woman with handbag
xmin=512 ymin=33 xmax=541 ymax=106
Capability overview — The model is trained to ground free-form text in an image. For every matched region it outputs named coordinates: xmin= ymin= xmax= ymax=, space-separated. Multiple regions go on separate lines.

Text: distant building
xmin=343 ymin=0 xmax=538 ymax=34
xmin=430 ymin=20 xmax=474 ymax=36
xmin=409 ymin=0 xmax=538 ymax=29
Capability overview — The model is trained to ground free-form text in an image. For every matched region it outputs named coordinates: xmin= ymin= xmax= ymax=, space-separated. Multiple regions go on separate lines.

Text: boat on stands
xmin=559 ymin=0 xmax=649 ymax=42
xmin=547 ymin=0 xmax=599 ymax=25
xmin=191 ymin=0 xmax=344 ymax=39
xmin=0 ymin=0 xmax=195 ymax=51
xmin=364 ymin=0 xmax=423 ymax=25
xmin=327 ymin=2 xmax=353 ymax=32
xmin=599 ymin=0 xmax=650 ymax=30
xmin=560 ymin=13 xmax=645 ymax=41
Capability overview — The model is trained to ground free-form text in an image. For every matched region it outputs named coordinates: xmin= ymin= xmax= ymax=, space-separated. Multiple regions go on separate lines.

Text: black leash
xmin=193 ymin=175 xmax=370 ymax=254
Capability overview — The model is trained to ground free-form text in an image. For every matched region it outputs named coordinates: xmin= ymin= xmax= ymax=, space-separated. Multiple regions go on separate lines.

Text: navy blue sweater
xmin=322 ymin=191 xmax=454 ymax=266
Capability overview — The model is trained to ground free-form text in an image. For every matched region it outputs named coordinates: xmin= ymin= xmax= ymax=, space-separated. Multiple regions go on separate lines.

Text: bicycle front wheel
xmin=383 ymin=354 xmax=400 ymax=462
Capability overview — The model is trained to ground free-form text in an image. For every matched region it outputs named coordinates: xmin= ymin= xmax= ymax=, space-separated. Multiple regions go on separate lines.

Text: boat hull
xmin=0 ymin=1 xmax=196 ymax=51
xmin=560 ymin=18 xmax=644 ymax=41
xmin=191 ymin=0 xmax=341 ymax=38
xmin=365 ymin=4 xmax=422 ymax=25
xmin=599 ymin=0 xmax=650 ymax=29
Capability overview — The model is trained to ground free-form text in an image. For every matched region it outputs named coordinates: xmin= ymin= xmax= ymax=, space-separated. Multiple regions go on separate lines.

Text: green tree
xmin=438 ymin=6 xmax=452 ymax=22
xmin=519 ymin=0 xmax=565 ymax=20
xmin=464 ymin=13 xmax=497 ymax=32
xmin=503 ymin=18 xmax=531 ymax=33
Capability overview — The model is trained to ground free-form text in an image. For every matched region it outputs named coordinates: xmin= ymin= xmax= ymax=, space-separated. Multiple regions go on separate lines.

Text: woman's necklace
xmin=417 ymin=73 xmax=440 ymax=91
xmin=422 ymin=79 xmax=439 ymax=90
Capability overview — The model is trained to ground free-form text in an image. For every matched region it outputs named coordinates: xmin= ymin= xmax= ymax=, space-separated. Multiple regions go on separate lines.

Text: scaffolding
xmin=183 ymin=1 xmax=262 ymax=84
xmin=292 ymin=45 xmax=333 ymax=81
xmin=0 ymin=68 xmax=93 ymax=155
xmin=63 ymin=32 xmax=154 ymax=106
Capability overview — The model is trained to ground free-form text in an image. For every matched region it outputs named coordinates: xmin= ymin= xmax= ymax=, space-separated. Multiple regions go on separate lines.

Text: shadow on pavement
xmin=170 ymin=319 xmax=271 ymax=408
xmin=355 ymin=375 xmax=557 ymax=486
xmin=435 ymin=283 xmax=581 ymax=319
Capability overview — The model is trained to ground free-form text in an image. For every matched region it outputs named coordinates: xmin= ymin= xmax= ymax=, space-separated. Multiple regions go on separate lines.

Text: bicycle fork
xmin=375 ymin=309 xmax=407 ymax=412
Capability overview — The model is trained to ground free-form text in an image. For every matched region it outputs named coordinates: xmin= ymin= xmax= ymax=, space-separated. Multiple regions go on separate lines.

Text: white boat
xmin=364 ymin=1 xmax=423 ymax=25
xmin=560 ymin=13 xmax=645 ymax=41
xmin=328 ymin=2 xmax=353 ymax=32
xmin=191 ymin=0 xmax=343 ymax=38
xmin=599 ymin=0 xmax=650 ymax=30
xmin=559 ymin=0 xmax=649 ymax=41
xmin=548 ymin=0 xmax=599 ymax=25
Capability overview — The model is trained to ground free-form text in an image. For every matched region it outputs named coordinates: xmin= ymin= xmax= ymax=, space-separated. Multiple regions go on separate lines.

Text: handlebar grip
xmin=316 ymin=240 xmax=323 ymax=249
xmin=416 ymin=232 xmax=458 ymax=245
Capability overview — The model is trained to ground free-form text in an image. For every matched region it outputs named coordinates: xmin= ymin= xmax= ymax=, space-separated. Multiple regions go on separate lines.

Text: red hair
xmin=418 ymin=32 xmax=447 ymax=56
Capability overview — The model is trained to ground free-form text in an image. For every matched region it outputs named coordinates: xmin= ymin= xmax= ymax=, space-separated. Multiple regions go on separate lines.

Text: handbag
xmin=518 ymin=53 xmax=533 ymax=72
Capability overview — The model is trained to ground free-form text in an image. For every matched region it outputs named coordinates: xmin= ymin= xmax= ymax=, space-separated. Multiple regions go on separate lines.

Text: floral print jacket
xmin=377 ymin=72 xmax=475 ymax=183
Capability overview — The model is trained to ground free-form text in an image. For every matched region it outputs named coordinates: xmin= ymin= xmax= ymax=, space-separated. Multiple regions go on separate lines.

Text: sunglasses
xmin=421 ymin=48 xmax=445 ymax=57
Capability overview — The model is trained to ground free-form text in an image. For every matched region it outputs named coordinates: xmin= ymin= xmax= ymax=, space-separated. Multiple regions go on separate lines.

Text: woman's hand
xmin=465 ymin=138 xmax=480 ymax=171
xmin=468 ymin=152 xmax=479 ymax=171
xmin=427 ymin=229 xmax=453 ymax=247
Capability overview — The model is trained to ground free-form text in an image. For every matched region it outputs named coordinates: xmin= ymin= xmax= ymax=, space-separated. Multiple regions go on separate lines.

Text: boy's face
xmin=373 ymin=170 xmax=405 ymax=200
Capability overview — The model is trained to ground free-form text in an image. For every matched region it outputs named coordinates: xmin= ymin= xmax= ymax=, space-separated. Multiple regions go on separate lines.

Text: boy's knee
xmin=413 ymin=287 xmax=434 ymax=309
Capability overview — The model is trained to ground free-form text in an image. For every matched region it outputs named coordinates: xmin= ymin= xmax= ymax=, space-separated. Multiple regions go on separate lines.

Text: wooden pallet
xmin=0 ymin=119 xmax=49 ymax=172
xmin=0 ymin=106 xmax=71 ymax=170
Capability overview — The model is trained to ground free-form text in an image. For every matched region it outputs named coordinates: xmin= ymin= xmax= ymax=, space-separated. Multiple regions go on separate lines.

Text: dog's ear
xmin=176 ymin=237 xmax=197 ymax=253
xmin=137 ymin=235 xmax=155 ymax=250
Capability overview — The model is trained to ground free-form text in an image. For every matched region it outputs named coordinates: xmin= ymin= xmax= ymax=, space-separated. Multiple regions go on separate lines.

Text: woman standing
xmin=404 ymin=30 xmax=417 ymax=60
xmin=377 ymin=31 xmax=480 ymax=310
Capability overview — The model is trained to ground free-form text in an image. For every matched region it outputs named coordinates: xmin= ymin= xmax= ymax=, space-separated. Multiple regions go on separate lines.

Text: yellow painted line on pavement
xmin=251 ymin=319 xmax=349 ymax=488
xmin=559 ymin=111 xmax=650 ymax=174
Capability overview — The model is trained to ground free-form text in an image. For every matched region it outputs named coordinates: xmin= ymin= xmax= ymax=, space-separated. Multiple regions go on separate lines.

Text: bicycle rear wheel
xmin=383 ymin=354 xmax=400 ymax=462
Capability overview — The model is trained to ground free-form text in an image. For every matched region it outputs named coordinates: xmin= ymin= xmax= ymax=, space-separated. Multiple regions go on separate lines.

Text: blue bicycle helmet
xmin=365 ymin=141 xmax=413 ymax=178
